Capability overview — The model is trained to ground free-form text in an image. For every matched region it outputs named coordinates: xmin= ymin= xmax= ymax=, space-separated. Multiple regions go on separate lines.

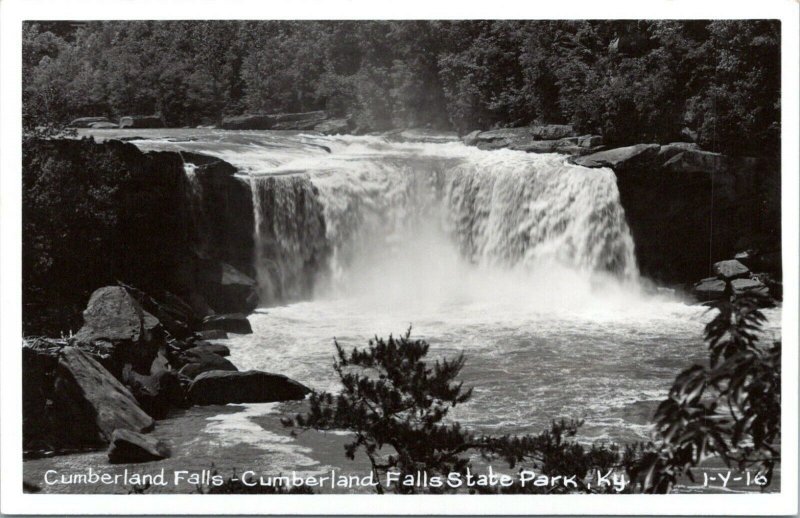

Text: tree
xmin=637 ymin=289 xmax=780 ymax=492
xmin=287 ymin=329 xmax=635 ymax=494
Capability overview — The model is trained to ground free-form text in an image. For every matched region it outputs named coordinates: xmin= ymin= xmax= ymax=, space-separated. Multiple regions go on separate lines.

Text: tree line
xmin=23 ymin=20 xmax=780 ymax=156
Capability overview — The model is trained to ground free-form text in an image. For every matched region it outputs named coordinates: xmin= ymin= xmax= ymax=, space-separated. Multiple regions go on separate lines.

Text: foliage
xmin=22 ymin=138 xmax=191 ymax=335
xmin=287 ymin=329 xmax=636 ymax=494
xmin=22 ymin=20 xmax=779 ymax=156
xmin=636 ymin=290 xmax=780 ymax=493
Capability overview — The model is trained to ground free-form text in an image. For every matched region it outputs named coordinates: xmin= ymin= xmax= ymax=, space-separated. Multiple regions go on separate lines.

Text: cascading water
xmin=249 ymin=174 xmax=328 ymax=304
xmin=246 ymin=140 xmax=641 ymax=309
xmin=109 ymin=130 xmax=641 ymax=307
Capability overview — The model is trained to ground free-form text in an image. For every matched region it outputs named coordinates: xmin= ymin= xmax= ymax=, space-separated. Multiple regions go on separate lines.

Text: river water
xmin=25 ymin=129 xmax=780 ymax=493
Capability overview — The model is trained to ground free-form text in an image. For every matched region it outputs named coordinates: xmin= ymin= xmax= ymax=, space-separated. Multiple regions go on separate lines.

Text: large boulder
xmin=201 ymin=313 xmax=253 ymax=334
xmin=731 ymin=278 xmax=769 ymax=296
xmin=23 ymin=339 xmax=65 ymax=450
xmin=122 ymin=365 xmax=186 ymax=419
xmin=188 ymin=370 xmax=311 ymax=405
xmin=571 ymin=144 xmax=661 ymax=170
xmin=692 ymin=277 xmax=727 ymax=301
xmin=184 ymin=342 xmax=230 ymax=357
xmin=197 ymin=261 xmax=258 ymax=314
xmin=118 ymin=115 xmax=164 ymax=128
xmin=196 ymin=329 xmax=229 ymax=340
xmin=462 ymin=130 xmax=482 ymax=146
xmin=107 ymin=429 xmax=170 ymax=464
xmin=54 ymin=347 xmax=154 ymax=444
xmin=120 ymin=284 xmax=196 ymax=339
xmin=177 ymin=350 xmax=238 ymax=379
xmin=72 ymin=286 xmax=163 ymax=373
xmin=466 ymin=125 xmax=593 ymax=155
xmin=68 ymin=116 xmax=111 ymax=128
xmin=221 ymin=111 xmax=328 ymax=130
xmin=713 ymin=259 xmax=750 ymax=280
xmin=508 ymin=137 xmax=594 ymax=155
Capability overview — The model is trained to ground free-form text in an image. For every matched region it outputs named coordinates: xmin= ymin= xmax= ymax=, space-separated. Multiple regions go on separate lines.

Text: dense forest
xmin=23 ymin=20 xmax=780 ymax=155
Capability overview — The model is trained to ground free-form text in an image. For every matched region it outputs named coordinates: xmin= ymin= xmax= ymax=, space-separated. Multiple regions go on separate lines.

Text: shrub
xmin=286 ymin=329 xmax=635 ymax=494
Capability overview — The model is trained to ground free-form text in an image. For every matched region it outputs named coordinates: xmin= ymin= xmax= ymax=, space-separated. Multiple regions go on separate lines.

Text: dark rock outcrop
xmin=54 ymin=347 xmax=154 ymax=444
xmin=119 ymin=115 xmax=164 ymax=128
xmin=571 ymin=143 xmax=660 ymax=169
xmin=72 ymin=286 xmax=164 ymax=374
xmin=196 ymin=329 xmax=228 ymax=340
xmin=122 ymin=365 xmax=185 ymax=419
xmin=692 ymin=277 xmax=726 ymax=301
xmin=731 ymin=278 xmax=769 ymax=296
xmin=121 ymin=283 xmax=196 ymax=340
xmin=573 ymin=143 xmax=780 ymax=285
xmin=23 ymin=138 xmax=194 ymax=336
xmin=464 ymin=125 xmax=601 ymax=155
xmin=180 ymin=154 xmax=256 ymax=288
xmin=221 ymin=111 xmax=328 ymax=130
xmin=177 ymin=350 xmax=238 ymax=379
xmin=188 ymin=370 xmax=311 ymax=405
xmin=201 ymin=313 xmax=253 ymax=334
xmin=197 ymin=261 xmax=258 ymax=314
xmin=107 ymin=429 xmax=170 ymax=464
xmin=184 ymin=342 xmax=230 ymax=357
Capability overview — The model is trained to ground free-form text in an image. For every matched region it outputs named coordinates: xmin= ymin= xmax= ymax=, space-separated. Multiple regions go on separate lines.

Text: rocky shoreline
xmin=23 ymin=284 xmax=310 ymax=466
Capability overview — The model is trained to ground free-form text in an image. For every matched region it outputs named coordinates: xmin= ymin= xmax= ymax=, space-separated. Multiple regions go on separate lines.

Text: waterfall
xmin=249 ymin=174 xmax=329 ymax=304
xmin=245 ymin=141 xmax=639 ymax=306
xmin=444 ymin=151 xmax=638 ymax=278
xmin=162 ymin=133 xmax=640 ymax=307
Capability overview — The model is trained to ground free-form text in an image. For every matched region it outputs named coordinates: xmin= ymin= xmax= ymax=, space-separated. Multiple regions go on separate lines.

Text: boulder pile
xmin=22 ymin=284 xmax=311 ymax=464
xmin=692 ymin=258 xmax=775 ymax=302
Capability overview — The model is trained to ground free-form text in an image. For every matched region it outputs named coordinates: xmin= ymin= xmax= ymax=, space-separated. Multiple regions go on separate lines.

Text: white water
xmin=62 ymin=129 xmax=782 ymax=485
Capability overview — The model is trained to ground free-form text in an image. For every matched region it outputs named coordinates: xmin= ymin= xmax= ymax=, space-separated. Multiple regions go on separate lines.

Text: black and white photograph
xmin=1 ymin=0 xmax=797 ymax=515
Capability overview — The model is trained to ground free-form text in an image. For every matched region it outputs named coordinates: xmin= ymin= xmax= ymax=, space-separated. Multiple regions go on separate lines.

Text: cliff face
xmin=573 ymin=144 xmax=781 ymax=285
xmin=22 ymin=138 xmax=258 ymax=336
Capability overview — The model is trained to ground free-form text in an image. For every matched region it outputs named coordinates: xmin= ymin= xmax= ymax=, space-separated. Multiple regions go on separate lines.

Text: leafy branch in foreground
xmin=636 ymin=290 xmax=780 ymax=493
xmin=285 ymin=329 xmax=633 ymax=494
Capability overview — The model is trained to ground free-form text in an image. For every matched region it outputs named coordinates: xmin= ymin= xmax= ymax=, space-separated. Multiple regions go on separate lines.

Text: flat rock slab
xmin=57 ymin=347 xmax=154 ymax=442
xmin=184 ymin=343 xmax=230 ymax=357
xmin=693 ymin=277 xmax=727 ymax=301
xmin=731 ymin=278 xmax=769 ymax=296
xmin=196 ymin=329 xmax=229 ymax=340
xmin=571 ymin=143 xmax=661 ymax=169
xmin=108 ymin=429 xmax=170 ymax=464
xmin=201 ymin=313 xmax=252 ymax=334
xmin=178 ymin=350 xmax=238 ymax=379
xmin=188 ymin=370 xmax=311 ymax=405
xmin=713 ymin=259 xmax=750 ymax=280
